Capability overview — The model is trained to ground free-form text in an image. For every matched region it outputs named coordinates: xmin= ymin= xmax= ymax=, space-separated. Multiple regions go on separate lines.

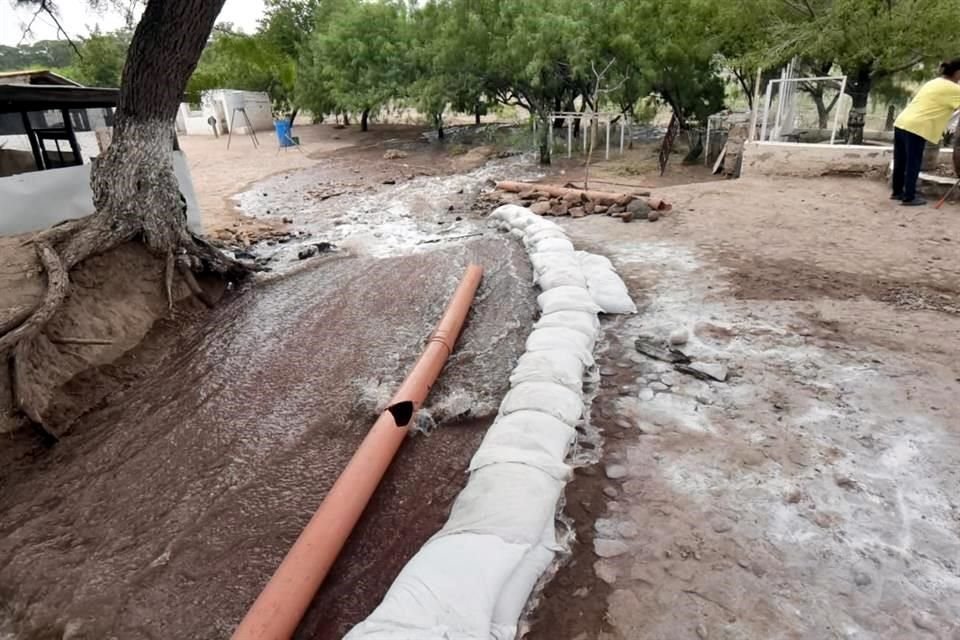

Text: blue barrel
xmin=274 ymin=120 xmax=294 ymax=147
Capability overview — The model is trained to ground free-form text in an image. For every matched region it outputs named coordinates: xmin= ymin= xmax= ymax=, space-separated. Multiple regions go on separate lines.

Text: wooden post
xmin=604 ymin=118 xmax=610 ymax=160
xmin=619 ymin=117 xmax=625 ymax=154
xmin=567 ymin=116 xmax=572 ymax=158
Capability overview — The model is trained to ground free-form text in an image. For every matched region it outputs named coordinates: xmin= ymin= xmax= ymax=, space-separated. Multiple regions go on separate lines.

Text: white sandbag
xmin=522 ymin=227 xmax=567 ymax=249
xmin=537 ymin=286 xmax=602 ymax=315
xmin=523 ymin=219 xmax=561 ymax=236
xmin=491 ymin=204 xmax=529 ymax=224
xmin=509 ymin=351 xmax=584 ymax=391
xmin=440 ymin=463 xmax=565 ymax=544
xmin=344 ymin=533 xmax=528 ymax=640
xmin=530 ymin=251 xmax=580 ymax=276
xmin=499 ymin=382 xmax=583 ymax=425
xmin=525 ymin=326 xmax=594 ymax=357
xmin=533 ymin=264 xmax=587 ymax=290
xmin=490 ymin=521 xmax=558 ymax=640
xmin=509 ymin=228 xmax=525 ymax=239
xmin=582 ymin=266 xmax=637 ymax=314
xmin=577 ymin=250 xmax=613 ymax=271
xmin=470 ymin=410 xmax=575 ymax=480
xmin=532 ymin=237 xmax=575 ymax=254
xmin=533 ymin=310 xmax=600 ymax=339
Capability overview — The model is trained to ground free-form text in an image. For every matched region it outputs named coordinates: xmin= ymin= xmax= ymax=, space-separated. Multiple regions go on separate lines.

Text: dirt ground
xmin=528 ymin=175 xmax=960 ymax=639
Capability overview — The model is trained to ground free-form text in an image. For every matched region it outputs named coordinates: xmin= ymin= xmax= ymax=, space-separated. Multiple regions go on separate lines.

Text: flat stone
xmin=638 ymin=388 xmax=655 ymax=401
xmin=600 ymin=367 xmax=617 ymax=377
xmin=530 ymin=201 xmax=551 ymax=215
xmin=594 ymin=559 xmax=619 ymax=584
xmin=605 ymin=464 xmax=628 ymax=479
xmin=669 ymin=328 xmax=689 ymax=345
xmin=594 ymin=538 xmax=630 ymax=558
xmin=618 ymin=521 xmax=640 ymax=538
xmin=711 ymin=517 xmax=734 ymax=533
xmin=570 ymin=206 xmax=586 ymax=218
xmin=650 ymin=382 xmax=669 ymax=392
xmin=689 ymin=362 xmax=728 ymax=382
xmin=603 ymin=486 xmax=619 ymax=498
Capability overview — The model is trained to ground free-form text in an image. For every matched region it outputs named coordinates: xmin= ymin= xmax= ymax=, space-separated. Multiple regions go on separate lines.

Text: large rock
xmin=626 ymin=198 xmax=651 ymax=218
xmin=530 ymin=201 xmax=552 ymax=215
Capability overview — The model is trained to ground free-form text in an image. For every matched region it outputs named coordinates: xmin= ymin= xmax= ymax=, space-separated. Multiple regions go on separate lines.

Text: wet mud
xmin=0 ymin=237 xmax=536 ymax=639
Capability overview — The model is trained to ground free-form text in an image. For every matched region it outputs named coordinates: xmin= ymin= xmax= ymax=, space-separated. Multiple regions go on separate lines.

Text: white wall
xmin=740 ymin=141 xmax=894 ymax=178
xmin=0 ymin=151 xmax=202 ymax=235
xmin=178 ymin=90 xmax=275 ymax=136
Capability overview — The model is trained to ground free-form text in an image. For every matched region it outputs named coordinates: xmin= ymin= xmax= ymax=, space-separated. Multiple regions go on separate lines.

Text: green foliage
xmin=0 ymin=39 xmax=75 ymax=71
xmin=60 ymin=31 xmax=130 ymax=87
xmin=297 ymin=0 xmax=409 ymax=123
xmin=188 ymin=28 xmax=296 ymax=116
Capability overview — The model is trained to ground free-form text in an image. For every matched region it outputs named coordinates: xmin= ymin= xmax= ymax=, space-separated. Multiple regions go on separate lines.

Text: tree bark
xmin=361 ymin=108 xmax=370 ymax=132
xmin=845 ymin=65 xmax=873 ymax=145
xmin=474 ymin=105 xmax=481 ymax=125
xmin=288 ymin=108 xmax=299 ymax=129
xmin=88 ymin=0 xmax=229 ymax=258
xmin=538 ymin=111 xmax=551 ymax=165
xmin=885 ymin=105 xmax=896 ymax=131
xmin=435 ymin=113 xmax=444 ymax=140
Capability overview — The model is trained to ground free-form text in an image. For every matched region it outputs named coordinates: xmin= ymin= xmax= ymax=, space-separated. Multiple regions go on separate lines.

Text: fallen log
xmin=495 ymin=181 xmax=670 ymax=211
xmin=496 ymin=181 xmax=634 ymax=206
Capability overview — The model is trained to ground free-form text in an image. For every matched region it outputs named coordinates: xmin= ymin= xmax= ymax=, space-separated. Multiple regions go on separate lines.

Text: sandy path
xmin=529 ymin=176 xmax=960 ymax=639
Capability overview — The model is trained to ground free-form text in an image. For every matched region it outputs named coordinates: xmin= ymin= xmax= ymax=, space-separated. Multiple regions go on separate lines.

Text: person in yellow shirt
xmin=892 ymin=59 xmax=960 ymax=206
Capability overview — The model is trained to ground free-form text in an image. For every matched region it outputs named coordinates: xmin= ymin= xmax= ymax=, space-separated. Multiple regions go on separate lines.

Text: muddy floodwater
xmin=0 ymin=235 xmax=536 ymax=639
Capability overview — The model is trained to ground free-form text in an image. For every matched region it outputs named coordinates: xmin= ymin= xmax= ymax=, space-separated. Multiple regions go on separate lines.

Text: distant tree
xmin=188 ymin=28 xmax=296 ymax=121
xmin=0 ymin=39 xmax=76 ymax=71
xmin=299 ymin=0 xmax=410 ymax=131
xmin=60 ymin=30 xmax=130 ymax=87
xmin=767 ymin=0 xmax=955 ymax=143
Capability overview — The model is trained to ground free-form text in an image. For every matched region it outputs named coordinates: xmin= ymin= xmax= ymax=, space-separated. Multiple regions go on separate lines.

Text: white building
xmin=176 ymin=89 xmax=274 ymax=136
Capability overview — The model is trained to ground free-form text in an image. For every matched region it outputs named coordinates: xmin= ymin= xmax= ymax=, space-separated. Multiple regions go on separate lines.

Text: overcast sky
xmin=1 ymin=0 xmax=265 ymax=46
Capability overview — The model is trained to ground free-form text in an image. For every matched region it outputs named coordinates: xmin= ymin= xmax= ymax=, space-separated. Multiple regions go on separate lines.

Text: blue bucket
xmin=274 ymin=120 xmax=294 ymax=147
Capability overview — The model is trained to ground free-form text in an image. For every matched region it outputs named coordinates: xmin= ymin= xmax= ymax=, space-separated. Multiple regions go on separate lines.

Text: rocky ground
xmin=528 ymin=175 xmax=960 ymax=640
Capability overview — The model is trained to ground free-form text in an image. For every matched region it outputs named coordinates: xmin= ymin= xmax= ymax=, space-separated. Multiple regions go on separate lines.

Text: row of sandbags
xmin=345 ymin=205 xmax=636 ymax=639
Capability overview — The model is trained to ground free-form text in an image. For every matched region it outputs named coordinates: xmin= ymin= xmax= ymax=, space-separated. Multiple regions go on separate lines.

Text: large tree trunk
xmin=87 ymin=0 xmax=228 ymax=258
xmin=537 ymin=111 xmax=551 ymax=165
xmin=845 ymin=65 xmax=873 ymax=145
xmin=474 ymin=106 xmax=481 ymax=125
xmin=361 ymin=108 xmax=370 ymax=132
xmin=1 ymin=0 xmax=247 ymax=436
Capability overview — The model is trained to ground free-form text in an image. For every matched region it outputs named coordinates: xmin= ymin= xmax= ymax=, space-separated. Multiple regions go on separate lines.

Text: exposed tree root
xmin=0 ymin=242 xmax=68 ymax=354
xmin=1 ymin=213 xmax=251 ymax=434
xmin=176 ymin=257 xmax=216 ymax=309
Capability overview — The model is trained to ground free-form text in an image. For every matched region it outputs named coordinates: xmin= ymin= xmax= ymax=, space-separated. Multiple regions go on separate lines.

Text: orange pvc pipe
xmin=231 ymin=264 xmax=484 ymax=640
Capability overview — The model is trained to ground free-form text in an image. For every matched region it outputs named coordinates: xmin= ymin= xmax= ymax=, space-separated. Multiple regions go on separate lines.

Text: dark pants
xmin=892 ymin=127 xmax=926 ymax=201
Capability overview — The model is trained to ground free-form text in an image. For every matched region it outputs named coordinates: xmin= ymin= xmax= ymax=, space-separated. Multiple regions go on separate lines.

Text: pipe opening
xmin=386 ymin=400 xmax=415 ymax=427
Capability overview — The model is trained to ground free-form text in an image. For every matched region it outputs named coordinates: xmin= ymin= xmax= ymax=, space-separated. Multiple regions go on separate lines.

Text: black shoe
xmin=902 ymin=197 xmax=927 ymax=207
xmin=890 ymin=193 xmax=903 ymax=200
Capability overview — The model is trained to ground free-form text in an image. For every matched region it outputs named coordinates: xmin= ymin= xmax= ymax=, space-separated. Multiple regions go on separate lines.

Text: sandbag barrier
xmin=345 ymin=205 xmax=636 ymax=640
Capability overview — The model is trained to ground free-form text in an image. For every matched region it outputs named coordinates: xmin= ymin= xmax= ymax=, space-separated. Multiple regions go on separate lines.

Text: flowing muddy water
xmin=234 ymin=153 xmax=540 ymax=266
xmin=0 ymin=157 xmax=540 ymax=638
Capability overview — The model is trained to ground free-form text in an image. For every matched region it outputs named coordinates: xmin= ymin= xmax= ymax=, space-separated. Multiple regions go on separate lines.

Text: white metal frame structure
xmin=534 ymin=111 xmax=631 ymax=159
xmin=760 ymin=73 xmax=848 ymax=145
